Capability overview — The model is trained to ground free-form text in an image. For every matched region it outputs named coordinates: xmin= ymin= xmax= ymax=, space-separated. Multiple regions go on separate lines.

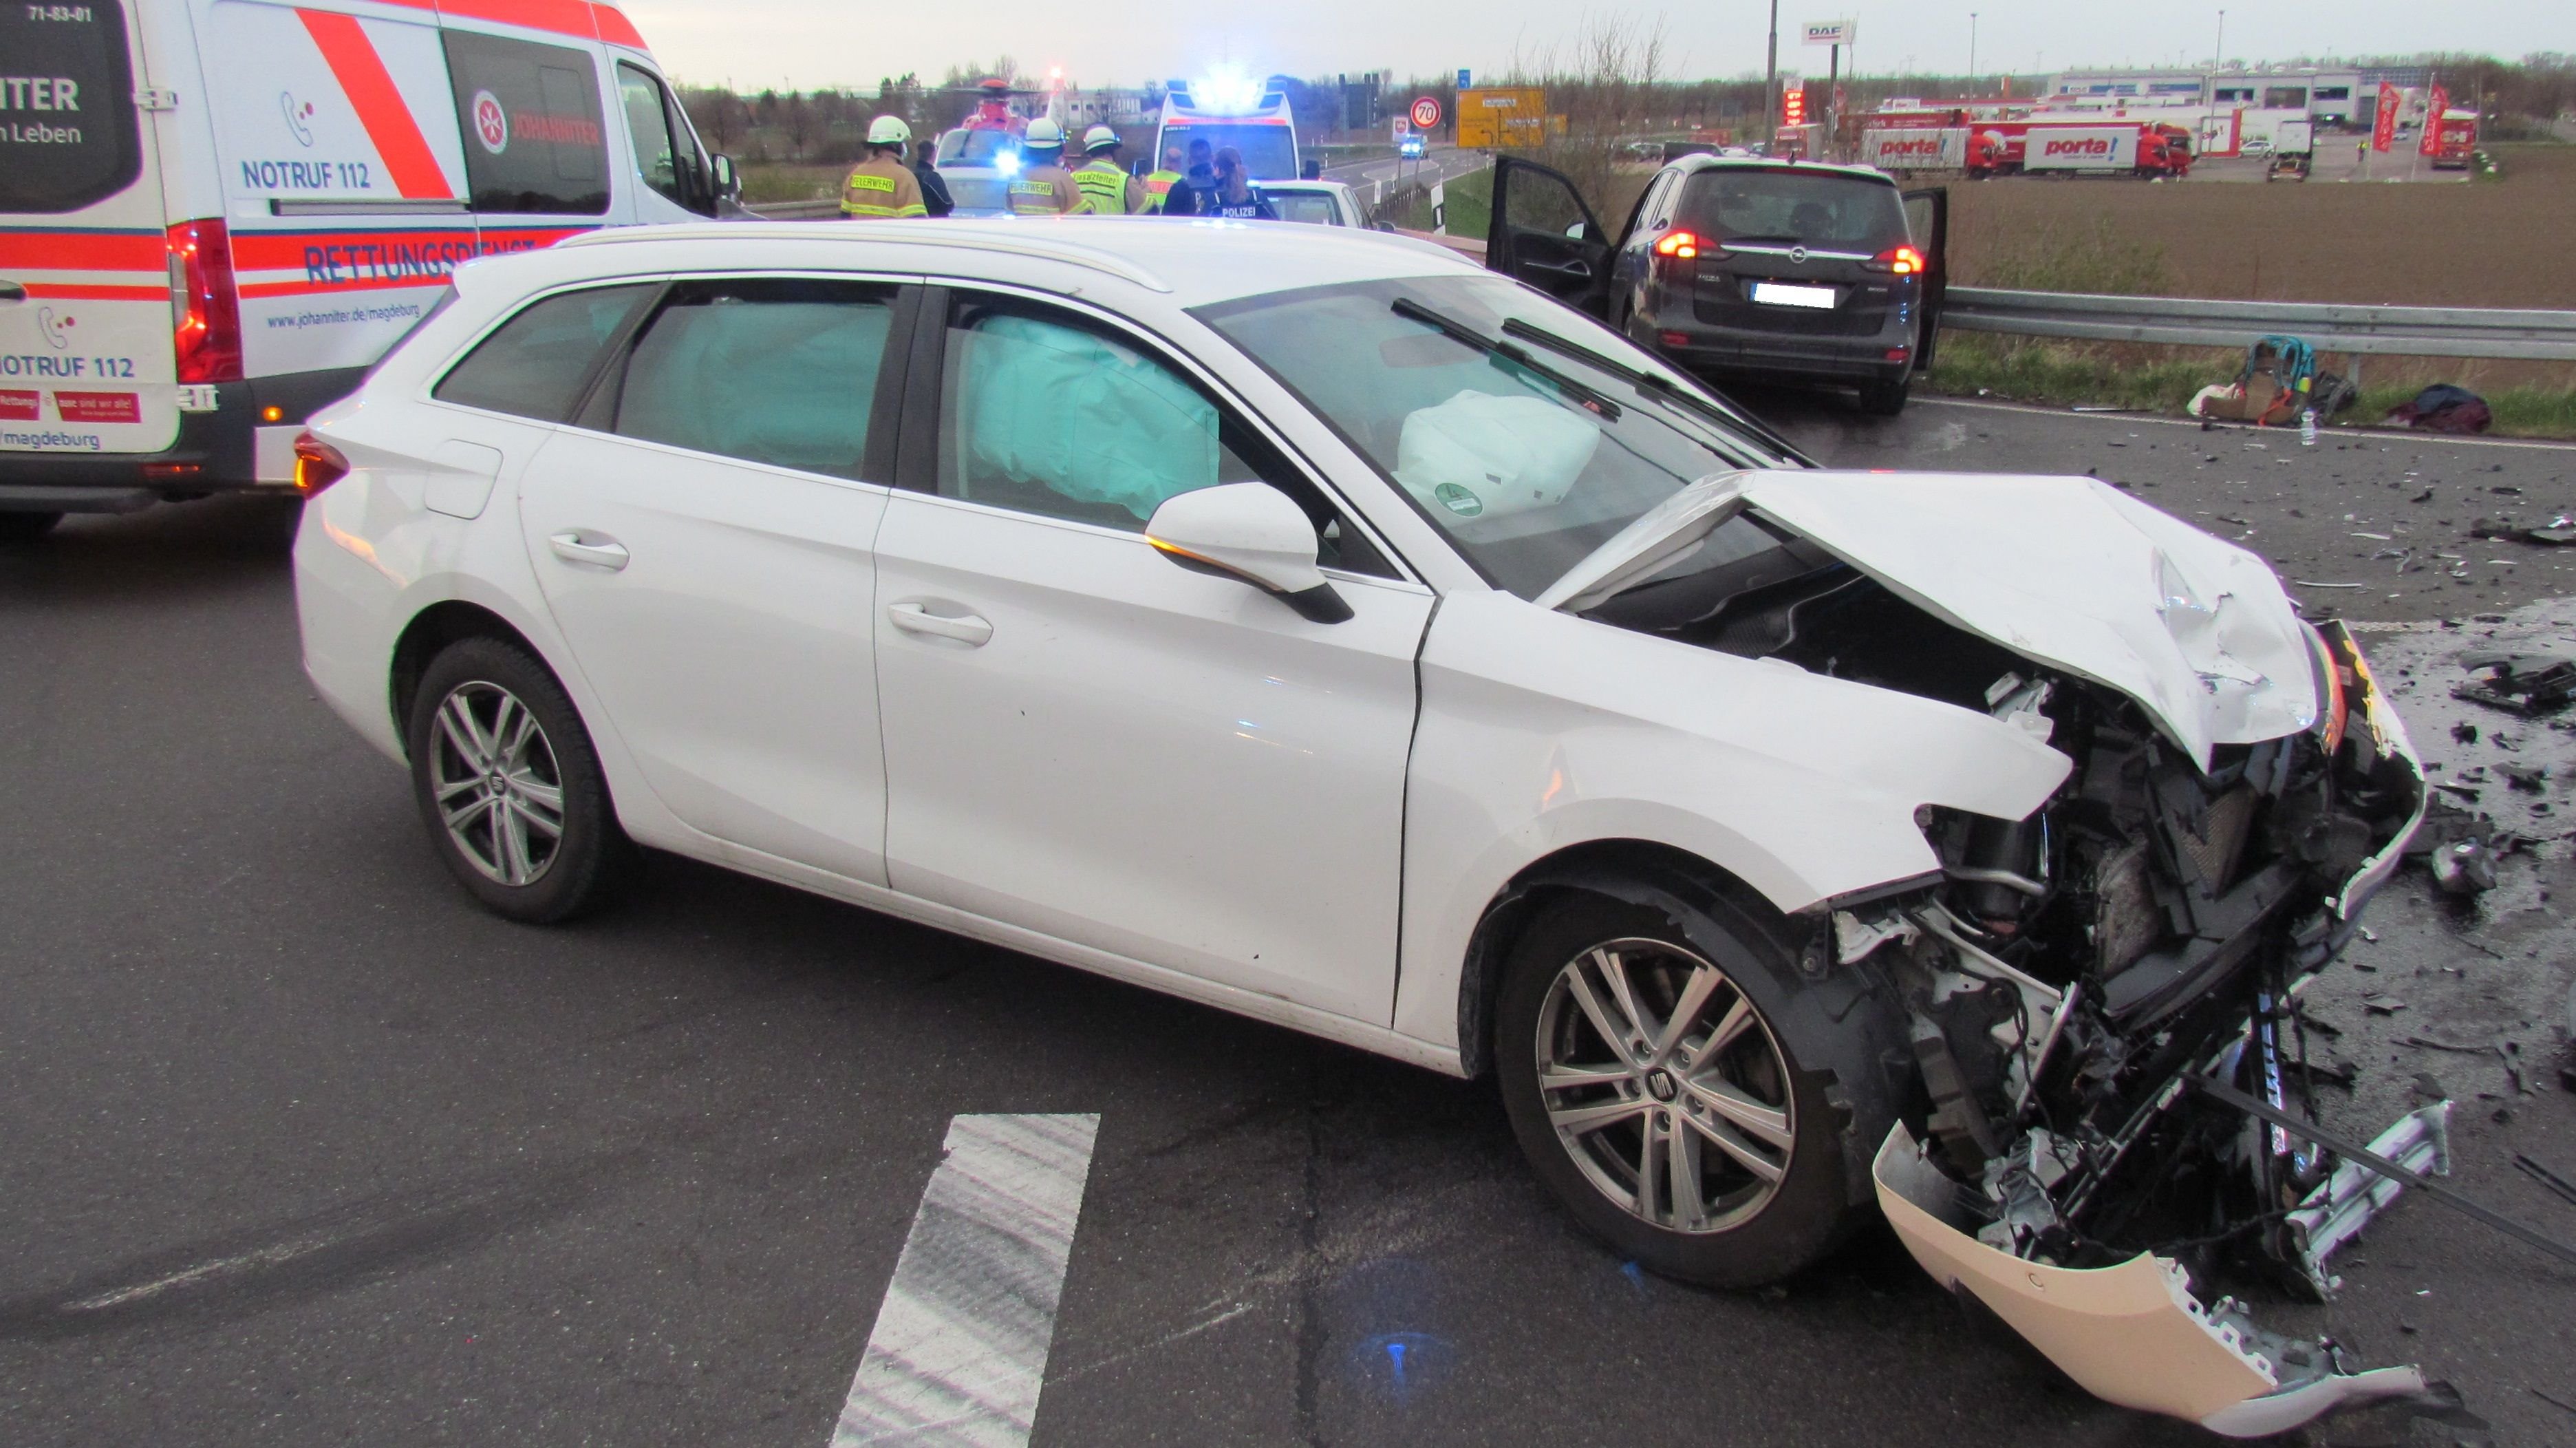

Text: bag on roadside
xmin=2387 ymin=383 xmax=2493 ymax=435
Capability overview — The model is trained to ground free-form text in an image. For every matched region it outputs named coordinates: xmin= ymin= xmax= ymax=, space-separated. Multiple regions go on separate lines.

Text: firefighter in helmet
xmin=1072 ymin=125 xmax=1149 ymax=215
xmin=839 ymin=117 xmax=929 ymax=219
xmin=1007 ymin=118 xmax=1082 ymax=215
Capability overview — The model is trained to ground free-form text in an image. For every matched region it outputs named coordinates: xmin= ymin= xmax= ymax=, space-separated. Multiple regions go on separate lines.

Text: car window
xmin=442 ymin=30 xmax=610 ymax=215
xmin=1196 ymin=275 xmax=1789 ymax=599
xmin=934 ymin=294 xmax=1394 ymax=575
xmin=616 ymin=63 xmax=710 ymax=215
xmin=0 ymin=1 xmax=141 ymax=212
xmin=606 ymin=278 xmax=893 ymax=478
xmin=937 ymin=130 xmax=1018 ymax=165
xmin=1677 ymin=169 xmax=1907 ymax=251
xmin=433 ymin=284 xmax=655 ymax=420
xmin=941 ymin=173 xmax=1012 ymax=211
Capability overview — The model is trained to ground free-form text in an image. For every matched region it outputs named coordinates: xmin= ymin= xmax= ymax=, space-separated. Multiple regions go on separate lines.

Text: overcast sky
xmin=630 ymin=0 xmax=2576 ymax=94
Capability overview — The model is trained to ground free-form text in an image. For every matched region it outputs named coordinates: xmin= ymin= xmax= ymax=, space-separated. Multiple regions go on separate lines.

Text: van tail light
xmin=1866 ymin=244 xmax=1927 ymax=276
xmin=293 ymin=432 xmax=350 ymax=496
xmin=168 ymin=220 xmax=244 ymax=385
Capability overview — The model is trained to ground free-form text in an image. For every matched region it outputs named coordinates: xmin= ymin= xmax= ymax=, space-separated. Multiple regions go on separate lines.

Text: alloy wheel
xmin=1534 ymin=937 xmax=1796 ymax=1233
xmin=426 ymin=680 xmax=566 ymax=887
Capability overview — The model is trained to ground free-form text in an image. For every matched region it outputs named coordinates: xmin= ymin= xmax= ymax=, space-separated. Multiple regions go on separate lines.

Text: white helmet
xmin=1023 ymin=117 xmax=1064 ymax=149
xmin=1082 ymin=125 xmax=1121 ymax=153
xmin=866 ymin=115 xmax=912 ymax=145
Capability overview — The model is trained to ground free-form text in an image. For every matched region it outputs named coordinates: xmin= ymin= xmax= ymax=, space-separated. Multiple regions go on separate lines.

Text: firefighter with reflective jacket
xmin=840 ymin=117 xmax=928 ymax=219
xmin=1007 ymin=118 xmax=1082 ymax=216
xmin=1141 ymin=145 xmax=1189 ymax=214
xmin=1073 ymin=125 xmax=1148 ymax=215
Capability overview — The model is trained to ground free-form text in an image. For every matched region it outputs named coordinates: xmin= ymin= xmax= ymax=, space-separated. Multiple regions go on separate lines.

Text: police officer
xmin=1142 ymin=144 xmax=1190 ymax=214
xmin=1007 ymin=118 xmax=1082 ymax=216
xmin=839 ymin=117 xmax=928 ymax=219
xmin=1202 ymin=146 xmax=1278 ymax=220
xmin=1073 ymin=125 xmax=1148 ymax=215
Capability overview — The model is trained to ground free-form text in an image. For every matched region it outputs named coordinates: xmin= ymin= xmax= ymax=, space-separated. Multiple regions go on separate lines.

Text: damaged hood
xmin=1736 ymin=470 xmax=2319 ymax=770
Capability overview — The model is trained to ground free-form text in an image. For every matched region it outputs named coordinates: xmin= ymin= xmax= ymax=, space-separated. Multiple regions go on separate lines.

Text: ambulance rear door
xmin=1 ymin=0 xmax=179 ymax=459
xmin=198 ymin=0 xmax=473 ymax=475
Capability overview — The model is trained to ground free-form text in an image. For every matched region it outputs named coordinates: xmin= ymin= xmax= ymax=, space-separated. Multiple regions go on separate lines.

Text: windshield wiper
xmin=1390 ymin=297 xmax=1622 ymax=421
xmin=1498 ymin=317 xmax=1810 ymax=466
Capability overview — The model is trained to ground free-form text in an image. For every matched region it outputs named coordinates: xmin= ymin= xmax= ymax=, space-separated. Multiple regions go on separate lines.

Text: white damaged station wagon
xmin=292 ymin=219 xmax=2438 ymax=1436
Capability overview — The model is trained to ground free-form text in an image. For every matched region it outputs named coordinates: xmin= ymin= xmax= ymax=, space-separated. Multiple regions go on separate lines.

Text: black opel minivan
xmin=1485 ymin=156 xmax=1947 ymax=416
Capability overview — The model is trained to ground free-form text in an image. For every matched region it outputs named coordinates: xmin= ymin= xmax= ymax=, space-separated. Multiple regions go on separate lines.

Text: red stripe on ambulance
xmin=295 ymin=10 xmax=455 ymax=200
xmin=0 ymin=231 xmax=167 ymax=273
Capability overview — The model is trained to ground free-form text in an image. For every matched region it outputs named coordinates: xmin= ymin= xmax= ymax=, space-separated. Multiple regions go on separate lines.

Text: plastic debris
xmin=2454 ymin=652 xmax=2576 ymax=716
xmin=2431 ymin=837 xmax=2499 ymax=894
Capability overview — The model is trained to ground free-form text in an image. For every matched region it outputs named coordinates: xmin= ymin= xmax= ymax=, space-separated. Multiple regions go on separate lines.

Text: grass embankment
xmin=1928 ymin=168 xmax=2576 ymax=437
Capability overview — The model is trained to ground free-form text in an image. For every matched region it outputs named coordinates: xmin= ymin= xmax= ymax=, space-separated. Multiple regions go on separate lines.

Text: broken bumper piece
xmin=1873 ymin=1123 xmax=2433 ymax=1438
xmin=2287 ymin=1101 xmax=2451 ymax=1295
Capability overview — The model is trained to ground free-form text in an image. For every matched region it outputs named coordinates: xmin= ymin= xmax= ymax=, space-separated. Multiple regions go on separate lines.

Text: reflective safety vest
xmin=839 ymin=158 xmax=927 ymax=219
xmin=1007 ymin=165 xmax=1080 ymax=215
xmin=1142 ymin=169 xmax=1183 ymax=211
xmin=1073 ymin=161 xmax=1134 ymax=215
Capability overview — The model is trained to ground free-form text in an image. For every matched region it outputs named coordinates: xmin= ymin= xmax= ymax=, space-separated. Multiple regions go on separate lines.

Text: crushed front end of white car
xmin=1564 ymin=470 xmax=2444 ymax=1435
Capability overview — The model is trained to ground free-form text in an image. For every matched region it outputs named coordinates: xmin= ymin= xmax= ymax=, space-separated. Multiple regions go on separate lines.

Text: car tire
xmin=405 ymin=635 xmax=633 ymax=924
xmin=1857 ymin=377 xmax=1910 ymax=416
xmin=1494 ymin=892 xmax=1874 ymax=1288
xmin=0 ymin=511 xmax=63 ymax=545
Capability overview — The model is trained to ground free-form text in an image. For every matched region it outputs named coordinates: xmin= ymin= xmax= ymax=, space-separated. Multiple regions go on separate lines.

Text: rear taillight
xmin=167 ymin=220 xmax=244 ymax=385
xmin=1865 ymin=245 xmax=1927 ymax=276
xmin=1653 ymin=230 xmax=1703 ymax=259
xmin=293 ymin=432 xmax=349 ymax=496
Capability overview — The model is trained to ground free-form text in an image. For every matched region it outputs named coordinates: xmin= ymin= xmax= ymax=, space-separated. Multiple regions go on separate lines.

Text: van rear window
xmin=440 ymin=30 xmax=608 ymax=215
xmin=1677 ymin=169 xmax=1908 ymax=253
xmin=1 ymin=1 xmax=144 ymax=213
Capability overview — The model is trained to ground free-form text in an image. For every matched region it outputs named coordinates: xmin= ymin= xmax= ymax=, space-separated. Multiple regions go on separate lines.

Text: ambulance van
xmin=1 ymin=0 xmax=734 ymax=535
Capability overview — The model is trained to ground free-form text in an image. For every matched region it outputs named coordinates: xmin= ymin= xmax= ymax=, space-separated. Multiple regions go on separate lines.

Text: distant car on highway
xmin=1485 ymin=154 xmax=1947 ymax=415
xmin=1259 ymin=180 xmax=1368 ymax=227
xmin=1399 ymin=134 xmax=1428 ymax=159
xmin=292 ymin=217 xmax=2429 ymax=1440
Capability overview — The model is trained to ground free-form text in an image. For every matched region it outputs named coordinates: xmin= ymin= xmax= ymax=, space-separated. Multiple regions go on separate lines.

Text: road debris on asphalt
xmin=2454 ymin=652 xmax=2576 ymax=715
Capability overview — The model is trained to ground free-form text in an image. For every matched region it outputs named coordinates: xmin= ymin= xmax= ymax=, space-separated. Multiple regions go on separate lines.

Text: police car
xmin=0 ymin=0 xmax=738 ymax=539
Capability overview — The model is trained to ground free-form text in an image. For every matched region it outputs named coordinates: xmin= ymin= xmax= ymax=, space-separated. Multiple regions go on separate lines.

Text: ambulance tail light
xmin=1865 ymin=244 xmax=1927 ymax=276
xmin=168 ymin=220 xmax=244 ymax=385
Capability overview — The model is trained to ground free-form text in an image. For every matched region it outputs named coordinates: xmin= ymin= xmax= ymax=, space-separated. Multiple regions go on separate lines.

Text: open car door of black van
xmin=1485 ymin=158 xmax=1614 ymax=317
xmin=1900 ymin=187 xmax=1949 ymax=370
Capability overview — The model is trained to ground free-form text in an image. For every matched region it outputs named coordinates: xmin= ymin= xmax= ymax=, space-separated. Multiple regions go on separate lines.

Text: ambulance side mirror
xmin=711 ymin=154 xmax=740 ymax=201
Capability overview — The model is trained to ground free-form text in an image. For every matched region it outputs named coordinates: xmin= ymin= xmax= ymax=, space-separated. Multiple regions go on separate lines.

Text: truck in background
xmin=1964 ymin=122 xmax=2193 ymax=179
xmin=2427 ymin=109 xmax=2479 ymax=169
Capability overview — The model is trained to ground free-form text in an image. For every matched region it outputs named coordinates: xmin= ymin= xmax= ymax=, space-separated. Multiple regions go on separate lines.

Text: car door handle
xmin=0 ymin=280 xmax=25 ymax=304
xmin=548 ymin=531 xmax=630 ymax=571
xmin=886 ymin=601 xmax=994 ymax=646
xmin=1527 ymin=257 xmax=1593 ymax=281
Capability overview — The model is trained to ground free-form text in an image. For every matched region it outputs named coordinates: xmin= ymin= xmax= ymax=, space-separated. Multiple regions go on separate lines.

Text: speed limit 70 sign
xmin=1410 ymin=96 xmax=1443 ymax=129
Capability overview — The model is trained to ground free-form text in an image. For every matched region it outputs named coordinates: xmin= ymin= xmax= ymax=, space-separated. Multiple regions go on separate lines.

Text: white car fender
xmin=1390 ymin=589 xmax=2071 ymax=1052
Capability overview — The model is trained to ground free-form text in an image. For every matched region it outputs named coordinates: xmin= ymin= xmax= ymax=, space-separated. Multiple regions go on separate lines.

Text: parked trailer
xmin=1858 ymin=127 xmax=1969 ymax=171
xmin=1964 ymin=122 xmax=2192 ymax=179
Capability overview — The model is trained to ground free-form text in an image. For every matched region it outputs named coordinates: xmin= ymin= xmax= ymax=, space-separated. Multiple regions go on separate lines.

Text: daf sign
xmin=1802 ymin=20 xmax=1856 ymax=46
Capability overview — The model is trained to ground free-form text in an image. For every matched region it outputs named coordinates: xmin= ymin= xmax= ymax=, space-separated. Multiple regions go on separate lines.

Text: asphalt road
xmin=4 ymin=394 xmax=2573 ymax=1447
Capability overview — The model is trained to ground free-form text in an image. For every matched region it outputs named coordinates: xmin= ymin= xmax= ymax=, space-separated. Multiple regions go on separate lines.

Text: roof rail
xmin=556 ymin=222 xmax=1174 ymax=293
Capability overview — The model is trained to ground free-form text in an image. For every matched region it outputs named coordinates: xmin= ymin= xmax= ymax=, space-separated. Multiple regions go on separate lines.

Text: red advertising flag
xmin=2419 ymin=83 xmax=2449 ymax=155
xmin=2372 ymin=83 xmax=2399 ymax=153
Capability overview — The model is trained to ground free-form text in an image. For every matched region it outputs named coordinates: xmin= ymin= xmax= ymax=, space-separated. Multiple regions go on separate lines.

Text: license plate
xmin=1750 ymin=281 xmax=1837 ymax=310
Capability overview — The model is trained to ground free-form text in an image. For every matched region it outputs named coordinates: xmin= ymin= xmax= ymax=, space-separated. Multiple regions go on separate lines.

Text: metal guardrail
xmin=1944 ymin=286 xmax=2576 ymax=361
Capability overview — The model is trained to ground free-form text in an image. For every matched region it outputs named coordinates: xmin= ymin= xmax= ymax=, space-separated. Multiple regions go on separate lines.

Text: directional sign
xmin=1411 ymin=96 xmax=1443 ymax=130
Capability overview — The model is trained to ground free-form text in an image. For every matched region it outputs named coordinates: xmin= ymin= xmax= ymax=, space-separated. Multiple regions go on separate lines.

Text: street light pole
xmin=1765 ymin=0 xmax=1780 ymax=147
xmin=2215 ymin=10 xmax=2226 ymax=70
xmin=1968 ymin=13 xmax=1978 ymax=98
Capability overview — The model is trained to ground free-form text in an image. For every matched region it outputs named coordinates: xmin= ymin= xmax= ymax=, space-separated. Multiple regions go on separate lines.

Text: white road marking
xmin=833 ymin=1114 xmax=1101 ymax=1447
xmin=1913 ymin=395 xmax=2576 ymax=453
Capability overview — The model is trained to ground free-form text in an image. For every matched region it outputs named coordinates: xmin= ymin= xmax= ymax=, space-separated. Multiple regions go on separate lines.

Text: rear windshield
xmin=1160 ymin=123 xmax=1296 ymax=180
xmin=1 ymin=0 xmax=143 ymax=213
xmin=941 ymin=173 xmax=1013 ymax=211
xmin=937 ymin=130 xmax=1017 ymax=165
xmin=1678 ymin=169 xmax=1907 ymax=252
xmin=1268 ymin=191 xmax=1342 ymax=226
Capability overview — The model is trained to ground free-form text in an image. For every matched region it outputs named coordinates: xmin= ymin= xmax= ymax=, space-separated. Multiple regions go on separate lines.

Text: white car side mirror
xmin=1145 ymin=482 xmax=1353 ymax=624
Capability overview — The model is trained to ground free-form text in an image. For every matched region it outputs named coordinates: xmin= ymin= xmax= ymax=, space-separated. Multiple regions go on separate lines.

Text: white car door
xmin=513 ymin=276 xmax=905 ymax=884
xmin=872 ymin=288 xmax=1432 ymax=1023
